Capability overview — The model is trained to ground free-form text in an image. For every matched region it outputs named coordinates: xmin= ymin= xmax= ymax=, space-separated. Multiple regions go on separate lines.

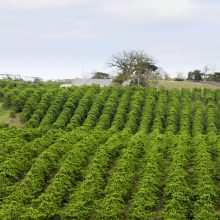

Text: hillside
xmin=0 ymin=81 xmax=220 ymax=219
xmin=157 ymin=80 xmax=220 ymax=90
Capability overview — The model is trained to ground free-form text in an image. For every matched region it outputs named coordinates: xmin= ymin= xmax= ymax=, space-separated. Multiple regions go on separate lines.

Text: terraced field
xmin=0 ymin=81 xmax=220 ymax=219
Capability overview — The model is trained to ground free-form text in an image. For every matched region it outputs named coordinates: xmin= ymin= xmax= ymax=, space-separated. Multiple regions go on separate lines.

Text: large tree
xmin=108 ymin=50 xmax=158 ymax=86
xmin=187 ymin=70 xmax=204 ymax=81
xmin=213 ymin=72 xmax=220 ymax=82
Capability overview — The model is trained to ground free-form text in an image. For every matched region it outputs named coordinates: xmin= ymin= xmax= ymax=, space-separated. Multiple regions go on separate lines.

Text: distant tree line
xmin=187 ymin=70 xmax=220 ymax=82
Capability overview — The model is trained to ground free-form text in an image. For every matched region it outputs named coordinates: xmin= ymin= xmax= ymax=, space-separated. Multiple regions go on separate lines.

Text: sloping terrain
xmin=0 ymin=103 xmax=23 ymax=127
xmin=0 ymin=81 xmax=220 ymax=219
xmin=157 ymin=80 xmax=220 ymax=90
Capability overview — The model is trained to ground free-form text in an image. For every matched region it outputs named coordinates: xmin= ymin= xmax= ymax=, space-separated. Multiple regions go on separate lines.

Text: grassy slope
xmin=0 ymin=103 xmax=23 ymax=127
xmin=0 ymin=103 xmax=11 ymax=123
xmin=156 ymin=80 xmax=220 ymax=90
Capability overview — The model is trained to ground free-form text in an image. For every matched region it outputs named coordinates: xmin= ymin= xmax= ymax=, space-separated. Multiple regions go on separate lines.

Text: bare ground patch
xmin=0 ymin=103 xmax=24 ymax=128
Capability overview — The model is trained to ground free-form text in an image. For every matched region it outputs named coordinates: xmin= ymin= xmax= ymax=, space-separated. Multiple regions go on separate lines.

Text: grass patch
xmin=156 ymin=80 xmax=220 ymax=90
xmin=0 ymin=103 xmax=11 ymax=124
xmin=0 ymin=103 xmax=24 ymax=128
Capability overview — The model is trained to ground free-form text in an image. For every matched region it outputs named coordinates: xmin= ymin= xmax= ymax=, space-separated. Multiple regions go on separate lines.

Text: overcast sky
xmin=0 ymin=0 xmax=220 ymax=80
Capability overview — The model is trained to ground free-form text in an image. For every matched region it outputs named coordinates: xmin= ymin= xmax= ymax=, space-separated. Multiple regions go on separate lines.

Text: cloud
xmin=0 ymin=11 xmax=101 ymax=41
xmin=39 ymin=29 xmax=101 ymax=41
xmin=0 ymin=0 xmax=88 ymax=10
xmin=0 ymin=0 xmax=200 ymax=15
xmin=0 ymin=0 xmax=220 ymax=80
xmin=101 ymin=0 xmax=201 ymax=23
xmin=37 ymin=21 xmax=102 ymax=40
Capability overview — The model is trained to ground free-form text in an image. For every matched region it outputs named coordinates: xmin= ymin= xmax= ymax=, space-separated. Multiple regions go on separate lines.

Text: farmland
xmin=1 ymin=80 xmax=220 ymax=219
xmin=156 ymin=80 xmax=220 ymax=90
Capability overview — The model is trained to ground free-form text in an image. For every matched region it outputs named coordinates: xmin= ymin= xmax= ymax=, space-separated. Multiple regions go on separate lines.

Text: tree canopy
xmin=187 ymin=69 xmax=220 ymax=82
xmin=108 ymin=50 xmax=158 ymax=86
xmin=91 ymin=72 xmax=111 ymax=79
xmin=187 ymin=70 xmax=204 ymax=81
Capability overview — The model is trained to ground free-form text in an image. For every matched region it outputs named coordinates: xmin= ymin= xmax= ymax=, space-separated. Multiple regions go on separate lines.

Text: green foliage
xmin=152 ymin=88 xmax=168 ymax=133
xmin=0 ymin=81 xmax=220 ymax=219
xmin=63 ymin=132 xmax=130 ymax=219
xmin=179 ymin=89 xmax=192 ymax=135
xmin=27 ymin=89 xmax=58 ymax=128
xmin=80 ymin=86 xmax=112 ymax=131
xmin=52 ymin=87 xmax=87 ymax=129
xmin=94 ymin=134 xmax=144 ymax=219
xmin=109 ymin=87 xmax=134 ymax=132
xmin=192 ymin=136 xmax=218 ymax=219
xmin=94 ymin=86 xmax=122 ymax=131
xmin=187 ymin=69 xmax=204 ymax=81
xmin=21 ymin=88 xmax=45 ymax=121
xmin=138 ymin=87 xmax=157 ymax=134
xmin=39 ymin=89 xmax=69 ymax=128
xmin=66 ymin=86 xmax=100 ymax=131
xmin=162 ymin=135 xmax=191 ymax=219
xmin=128 ymin=136 xmax=165 ymax=219
xmin=165 ymin=89 xmax=181 ymax=134
xmin=109 ymin=50 xmax=158 ymax=85
xmin=91 ymin=72 xmax=111 ymax=79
